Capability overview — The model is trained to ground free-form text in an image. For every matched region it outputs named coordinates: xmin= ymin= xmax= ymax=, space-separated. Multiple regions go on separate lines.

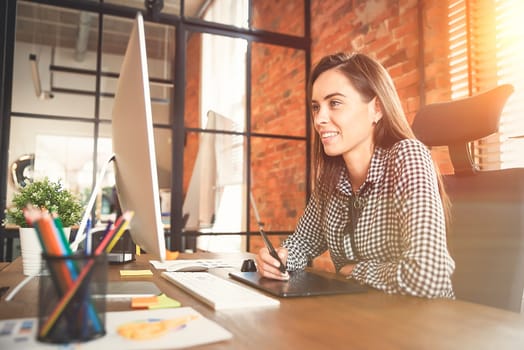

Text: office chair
xmin=412 ymin=84 xmax=524 ymax=312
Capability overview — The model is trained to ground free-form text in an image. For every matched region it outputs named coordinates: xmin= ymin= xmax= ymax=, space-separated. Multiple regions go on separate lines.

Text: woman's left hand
xmin=339 ymin=264 xmax=355 ymax=277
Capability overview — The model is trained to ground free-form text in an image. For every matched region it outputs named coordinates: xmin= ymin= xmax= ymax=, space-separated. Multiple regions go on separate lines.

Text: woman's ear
xmin=369 ymin=97 xmax=383 ymax=124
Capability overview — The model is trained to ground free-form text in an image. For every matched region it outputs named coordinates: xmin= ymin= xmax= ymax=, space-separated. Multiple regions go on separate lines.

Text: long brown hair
xmin=308 ymin=52 xmax=450 ymax=223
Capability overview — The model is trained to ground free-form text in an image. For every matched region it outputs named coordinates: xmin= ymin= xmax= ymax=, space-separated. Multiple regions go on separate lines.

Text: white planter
xmin=19 ymin=227 xmax=71 ymax=276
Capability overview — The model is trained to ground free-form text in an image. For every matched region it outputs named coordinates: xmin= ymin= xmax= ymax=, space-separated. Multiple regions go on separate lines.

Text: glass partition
xmin=3 ymin=0 xmax=309 ymax=257
xmin=183 ymin=30 xmax=248 ymax=250
xmin=11 ymin=4 xmax=98 ymax=119
xmin=185 ymin=0 xmax=249 ymax=28
xmin=105 ymin=0 xmax=181 ymax=16
xmin=100 ymin=16 xmax=174 ymax=123
xmin=7 ymin=117 xmax=96 ymax=205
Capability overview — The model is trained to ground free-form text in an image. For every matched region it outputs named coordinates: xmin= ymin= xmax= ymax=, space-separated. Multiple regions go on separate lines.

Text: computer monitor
xmin=110 ymin=12 xmax=166 ymax=261
xmin=182 ymin=110 xmax=241 ymax=230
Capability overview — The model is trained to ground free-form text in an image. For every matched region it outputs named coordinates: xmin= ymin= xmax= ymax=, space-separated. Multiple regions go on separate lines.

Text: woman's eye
xmin=330 ymin=100 xmax=341 ymax=108
xmin=311 ymin=104 xmax=319 ymax=113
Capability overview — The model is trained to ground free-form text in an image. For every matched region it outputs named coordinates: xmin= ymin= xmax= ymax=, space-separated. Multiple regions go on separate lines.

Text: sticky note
xmin=131 ymin=294 xmax=180 ymax=309
xmin=120 ymin=269 xmax=153 ymax=277
xmin=149 ymin=294 xmax=181 ymax=309
xmin=131 ymin=296 xmax=158 ymax=309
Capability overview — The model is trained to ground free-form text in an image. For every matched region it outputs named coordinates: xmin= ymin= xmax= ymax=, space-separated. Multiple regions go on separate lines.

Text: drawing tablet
xmin=229 ymin=270 xmax=368 ymax=297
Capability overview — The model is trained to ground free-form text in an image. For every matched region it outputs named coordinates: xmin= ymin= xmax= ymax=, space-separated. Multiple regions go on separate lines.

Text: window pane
xmin=183 ymin=131 xmax=247 ymax=231
xmin=104 ymin=0 xmax=181 ymax=16
xmin=96 ymin=124 xmax=171 ymax=222
xmin=7 ymin=117 xmax=96 ymax=206
xmin=185 ymin=31 xmax=247 ymax=131
xmin=155 ymin=127 xmax=173 ymax=190
xmin=184 ymin=29 xmax=248 ymax=252
xmin=448 ymin=0 xmax=524 ymax=170
xmin=251 ymin=42 xmax=306 ymax=137
xmin=183 ymin=130 xmax=248 ymax=251
xmin=100 ymin=16 xmax=174 ymax=123
xmin=185 ymin=0 xmax=249 ymax=29
xmin=12 ymin=2 xmax=98 ymax=118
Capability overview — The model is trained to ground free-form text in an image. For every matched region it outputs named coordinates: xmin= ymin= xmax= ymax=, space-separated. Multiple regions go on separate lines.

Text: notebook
xmin=229 ymin=270 xmax=368 ymax=297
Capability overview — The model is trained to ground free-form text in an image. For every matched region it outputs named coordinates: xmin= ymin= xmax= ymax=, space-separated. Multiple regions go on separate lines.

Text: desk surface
xmin=1 ymin=253 xmax=524 ymax=349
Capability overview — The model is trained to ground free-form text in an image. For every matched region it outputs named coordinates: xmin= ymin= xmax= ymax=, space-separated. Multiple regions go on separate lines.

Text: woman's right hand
xmin=255 ymin=247 xmax=289 ymax=280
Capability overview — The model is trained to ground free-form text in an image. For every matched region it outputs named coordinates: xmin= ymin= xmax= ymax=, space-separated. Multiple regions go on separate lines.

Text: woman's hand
xmin=255 ymin=247 xmax=289 ymax=280
xmin=339 ymin=263 xmax=355 ymax=277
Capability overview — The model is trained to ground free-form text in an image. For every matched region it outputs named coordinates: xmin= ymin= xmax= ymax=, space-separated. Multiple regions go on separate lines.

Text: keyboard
xmin=161 ymin=271 xmax=280 ymax=310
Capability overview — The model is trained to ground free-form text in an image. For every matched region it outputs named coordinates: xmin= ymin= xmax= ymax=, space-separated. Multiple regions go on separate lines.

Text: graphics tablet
xmin=229 ymin=270 xmax=368 ymax=297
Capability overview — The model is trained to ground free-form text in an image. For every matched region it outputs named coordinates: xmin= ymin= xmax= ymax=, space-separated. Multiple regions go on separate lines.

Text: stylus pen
xmin=258 ymin=225 xmax=287 ymax=274
xmin=250 ymin=192 xmax=286 ymax=273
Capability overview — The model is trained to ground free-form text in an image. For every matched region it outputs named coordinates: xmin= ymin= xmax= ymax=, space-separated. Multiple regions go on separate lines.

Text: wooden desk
xmin=1 ymin=253 xmax=524 ymax=349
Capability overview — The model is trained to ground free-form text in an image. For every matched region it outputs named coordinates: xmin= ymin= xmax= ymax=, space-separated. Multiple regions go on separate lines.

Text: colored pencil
xmin=38 ymin=211 xmax=134 ymax=337
xmin=24 ymin=207 xmax=104 ymax=334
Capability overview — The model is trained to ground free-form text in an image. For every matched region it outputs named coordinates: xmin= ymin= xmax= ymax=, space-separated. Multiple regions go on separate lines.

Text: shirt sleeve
xmin=350 ymin=140 xmax=455 ymax=298
xmin=282 ymin=191 xmax=328 ymax=271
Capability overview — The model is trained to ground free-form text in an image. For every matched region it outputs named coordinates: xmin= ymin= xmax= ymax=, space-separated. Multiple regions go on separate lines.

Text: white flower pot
xmin=19 ymin=227 xmax=71 ymax=276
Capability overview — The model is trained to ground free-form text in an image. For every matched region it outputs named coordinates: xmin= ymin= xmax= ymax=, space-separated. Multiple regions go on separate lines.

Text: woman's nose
xmin=314 ymin=106 xmax=329 ymax=125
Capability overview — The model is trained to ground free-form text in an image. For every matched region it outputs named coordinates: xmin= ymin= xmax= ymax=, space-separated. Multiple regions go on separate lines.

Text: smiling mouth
xmin=321 ymin=131 xmax=339 ymax=139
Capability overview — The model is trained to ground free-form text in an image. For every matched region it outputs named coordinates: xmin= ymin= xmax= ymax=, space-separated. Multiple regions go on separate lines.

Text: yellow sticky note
xmin=120 ymin=269 xmax=153 ymax=277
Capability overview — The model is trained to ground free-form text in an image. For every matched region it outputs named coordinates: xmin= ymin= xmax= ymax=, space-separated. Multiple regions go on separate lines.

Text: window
xmin=448 ymin=0 xmax=524 ymax=170
xmin=1 ymin=0 xmax=310 ymax=260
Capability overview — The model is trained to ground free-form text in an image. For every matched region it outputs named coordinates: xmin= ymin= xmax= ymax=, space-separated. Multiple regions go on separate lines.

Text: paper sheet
xmin=0 ymin=307 xmax=232 ymax=349
xmin=150 ymin=258 xmax=243 ymax=270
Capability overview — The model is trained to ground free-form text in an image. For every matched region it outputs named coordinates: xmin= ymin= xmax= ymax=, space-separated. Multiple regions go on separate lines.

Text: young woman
xmin=255 ymin=52 xmax=455 ymax=298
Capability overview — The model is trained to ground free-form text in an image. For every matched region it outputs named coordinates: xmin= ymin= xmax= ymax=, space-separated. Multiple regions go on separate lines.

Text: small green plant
xmin=3 ymin=177 xmax=83 ymax=228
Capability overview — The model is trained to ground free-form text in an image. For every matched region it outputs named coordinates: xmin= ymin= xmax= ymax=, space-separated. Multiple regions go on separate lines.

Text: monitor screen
xmin=111 ymin=12 xmax=166 ymax=261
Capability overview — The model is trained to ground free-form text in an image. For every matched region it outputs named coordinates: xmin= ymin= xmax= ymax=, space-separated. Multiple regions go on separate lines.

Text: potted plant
xmin=3 ymin=177 xmax=84 ymax=275
xmin=4 ymin=177 xmax=83 ymax=227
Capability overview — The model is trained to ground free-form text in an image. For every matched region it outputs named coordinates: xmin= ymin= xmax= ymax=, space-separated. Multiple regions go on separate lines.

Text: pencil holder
xmin=37 ymin=253 xmax=108 ymax=344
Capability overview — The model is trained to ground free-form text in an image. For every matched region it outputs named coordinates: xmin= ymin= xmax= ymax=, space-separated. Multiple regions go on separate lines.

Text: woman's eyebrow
xmin=312 ymin=92 xmax=347 ymax=103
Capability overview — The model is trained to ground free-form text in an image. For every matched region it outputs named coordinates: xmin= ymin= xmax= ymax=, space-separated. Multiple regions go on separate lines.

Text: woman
xmin=255 ymin=52 xmax=455 ymax=298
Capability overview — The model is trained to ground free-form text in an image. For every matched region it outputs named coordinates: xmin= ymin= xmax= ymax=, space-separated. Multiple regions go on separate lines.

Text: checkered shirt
xmin=283 ymin=139 xmax=455 ymax=298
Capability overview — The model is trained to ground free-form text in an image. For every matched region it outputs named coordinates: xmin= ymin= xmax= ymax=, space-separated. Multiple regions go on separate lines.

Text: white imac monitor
xmin=183 ymin=110 xmax=247 ymax=252
xmin=182 ymin=110 xmax=240 ymax=230
xmin=111 ymin=12 xmax=166 ymax=261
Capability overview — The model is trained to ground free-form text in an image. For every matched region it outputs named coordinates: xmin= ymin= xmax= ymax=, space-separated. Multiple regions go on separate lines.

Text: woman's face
xmin=311 ymin=68 xmax=381 ymax=159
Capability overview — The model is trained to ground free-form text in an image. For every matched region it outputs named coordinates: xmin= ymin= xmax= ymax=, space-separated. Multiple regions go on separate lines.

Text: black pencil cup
xmin=37 ymin=253 xmax=108 ymax=344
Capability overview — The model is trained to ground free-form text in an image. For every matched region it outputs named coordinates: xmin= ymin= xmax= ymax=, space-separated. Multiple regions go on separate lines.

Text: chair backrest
xmin=412 ymin=85 xmax=524 ymax=312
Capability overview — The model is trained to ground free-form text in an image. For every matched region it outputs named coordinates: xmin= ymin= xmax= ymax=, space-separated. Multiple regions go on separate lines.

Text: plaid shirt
xmin=283 ymin=139 xmax=455 ymax=298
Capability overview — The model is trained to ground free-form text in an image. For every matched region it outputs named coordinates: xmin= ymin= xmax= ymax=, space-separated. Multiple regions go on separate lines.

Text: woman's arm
xmin=281 ymin=191 xmax=328 ymax=271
